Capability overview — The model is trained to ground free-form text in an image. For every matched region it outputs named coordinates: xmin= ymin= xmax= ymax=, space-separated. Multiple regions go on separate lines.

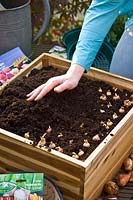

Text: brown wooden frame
xmin=0 ymin=53 xmax=132 ymax=200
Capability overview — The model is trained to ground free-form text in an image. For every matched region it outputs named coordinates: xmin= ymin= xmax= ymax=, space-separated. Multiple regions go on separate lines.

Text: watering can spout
xmin=33 ymin=0 xmax=50 ymax=42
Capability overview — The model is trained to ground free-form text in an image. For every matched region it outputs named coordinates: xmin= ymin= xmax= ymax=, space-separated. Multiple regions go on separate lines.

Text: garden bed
xmin=0 ymin=54 xmax=132 ymax=200
xmin=0 ymin=60 xmax=132 ymax=161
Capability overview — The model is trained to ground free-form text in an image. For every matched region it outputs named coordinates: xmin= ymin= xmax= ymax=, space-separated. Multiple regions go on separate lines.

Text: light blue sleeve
xmin=72 ymin=0 xmax=127 ymax=72
xmin=119 ymin=0 xmax=133 ymax=29
xmin=119 ymin=0 xmax=133 ymax=16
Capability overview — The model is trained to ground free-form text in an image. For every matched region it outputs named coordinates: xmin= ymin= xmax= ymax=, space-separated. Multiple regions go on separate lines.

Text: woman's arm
xmin=72 ymin=0 xmax=127 ymax=71
xmin=27 ymin=64 xmax=84 ymax=101
xmin=27 ymin=0 xmax=127 ymax=101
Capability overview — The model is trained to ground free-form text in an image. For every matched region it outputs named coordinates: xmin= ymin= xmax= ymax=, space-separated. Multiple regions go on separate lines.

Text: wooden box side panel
xmin=83 ymin=115 xmax=133 ymax=200
xmin=42 ymin=54 xmax=71 ymax=70
xmin=0 ymin=130 xmax=85 ymax=199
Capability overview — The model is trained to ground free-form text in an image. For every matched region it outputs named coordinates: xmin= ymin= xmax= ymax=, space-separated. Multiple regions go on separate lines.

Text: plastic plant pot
xmin=66 ymin=37 xmax=114 ymax=72
xmin=44 ymin=176 xmax=63 ymax=200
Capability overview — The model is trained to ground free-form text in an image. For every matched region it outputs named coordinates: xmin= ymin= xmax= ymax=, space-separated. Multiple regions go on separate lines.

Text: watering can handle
xmin=33 ymin=0 xmax=50 ymax=42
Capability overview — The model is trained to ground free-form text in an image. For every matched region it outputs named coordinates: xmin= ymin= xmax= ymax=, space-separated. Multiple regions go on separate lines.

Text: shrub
xmin=31 ymin=0 xmax=127 ymax=46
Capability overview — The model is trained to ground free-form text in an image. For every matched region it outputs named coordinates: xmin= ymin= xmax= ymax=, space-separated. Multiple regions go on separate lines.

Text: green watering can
xmin=0 ymin=0 xmax=50 ymax=56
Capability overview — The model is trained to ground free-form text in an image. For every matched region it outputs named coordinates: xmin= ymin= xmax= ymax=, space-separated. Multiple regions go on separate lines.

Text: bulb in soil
xmin=113 ymin=93 xmax=120 ymax=100
xmin=46 ymin=125 xmax=52 ymax=133
xmin=112 ymin=113 xmax=118 ymax=120
xmin=37 ymin=137 xmax=46 ymax=147
xmin=116 ymin=172 xmax=131 ymax=187
xmin=101 ymin=121 xmax=109 ymax=129
xmin=101 ymin=121 xmax=106 ymax=126
xmin=105 ymin=125 xmax=110 ymax=130
xmin=106 ymin=90 xmax=112 ymax=96
xmin=49 ymin=141 xmax=56 ymax=149
xmin=123 ymin=157 xmax=133 ymax=171
xmin=57 ymin=133 xmax=63 ymax=138
xmin=84 ymin=132 xmax=88 ymax=136
xmin=98 ymin=87 xmax=103 ymax=92
xmin=69 ymin=139 xmax=74 ymax=144
xmin=78 ymin=149 xmax=84 ymax=156
xmin=56 ymin=146 xmax=63 ymax=152
xmin=80 ymin=123 xmax=84 ymax=128
xmin=24 ymin=132 xmax=30 ymax=139
xmin=107 ymin=119 xmax=113 ymax=127
xmin=104 ymin=181 xmax=119 ymax=195
xmin=100 ymin=94 xmax=107 ymax=101
xmin=72 ymin=152 xmax=79 ymax=159
xmin=112 ymin=87 xmax=118 ymax=92
xmin=92 ymin=134 xmax=100 ymax=141
xmin=107 ymin=102 xmax=112 ymax=108
xmin=125 ymin=93 xmax=128 ymax=96
xmin=119 ymin=106 xmax=125 ymax=113
xmin=123 ymin=99 xmax=131 ymax=107
xmin=100 ymin=109 xmax=105 ymax=113
xmin=83 ymin=139 xmax=90 ymax=148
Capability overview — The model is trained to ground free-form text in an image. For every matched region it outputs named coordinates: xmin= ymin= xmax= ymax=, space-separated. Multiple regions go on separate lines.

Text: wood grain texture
xmin=84 ymin=116 xmax=133 ymax=200
xmin=0 ymin=53 xmax=132 ymax=200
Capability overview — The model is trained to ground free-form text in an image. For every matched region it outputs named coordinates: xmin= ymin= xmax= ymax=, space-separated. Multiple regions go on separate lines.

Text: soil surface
xmin=0 ymin=66 xmax=132 ymax=161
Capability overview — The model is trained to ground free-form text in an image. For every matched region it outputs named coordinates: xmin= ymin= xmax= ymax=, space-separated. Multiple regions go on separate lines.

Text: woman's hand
xmin=26 ymin=64 xmax=84 ymax=101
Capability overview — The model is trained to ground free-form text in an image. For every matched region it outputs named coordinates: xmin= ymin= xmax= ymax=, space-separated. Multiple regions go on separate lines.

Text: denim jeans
xmin=110 ymin=25 xmax=133 ymax=79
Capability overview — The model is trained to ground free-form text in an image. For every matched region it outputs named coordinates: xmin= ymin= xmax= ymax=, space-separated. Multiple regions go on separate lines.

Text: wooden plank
xmin=0 ymin=128 xmax=84 ymax=167
xmin=85 ymin=114 xmax=133 ymax=180
xmin=0 ymin=132 xmax=83 ymax=178
xmin=0 ymin=155 xmax=33 ymax=172
xmin=0 ymin=160 xmax=10 ymax=173
xmin=43 ymin=53 xmax=69 ymax=71
xmin=84 ymin=120 xmax=133 ymax=200
xmin=0 ymin=143 xmax=81 ymax=198
xmin=85 ymin=147 xmax=133 ymax=200
xmin=0 ymin=129 xmax=84 ymax=199
xmin=84 ymin=108 xmax=133 ymax=167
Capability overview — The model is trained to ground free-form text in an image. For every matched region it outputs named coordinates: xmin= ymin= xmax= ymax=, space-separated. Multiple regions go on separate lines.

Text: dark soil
xmin=0 ymin=66 xmax=132 ymax=161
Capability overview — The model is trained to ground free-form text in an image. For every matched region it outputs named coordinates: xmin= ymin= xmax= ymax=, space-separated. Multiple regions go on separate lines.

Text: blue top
xmin=72 ymin=0 xmax=133 ymax=72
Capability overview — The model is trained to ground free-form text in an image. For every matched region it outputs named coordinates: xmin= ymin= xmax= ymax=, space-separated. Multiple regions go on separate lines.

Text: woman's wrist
xmin=66 ymin=63 xmax=85 ymax=80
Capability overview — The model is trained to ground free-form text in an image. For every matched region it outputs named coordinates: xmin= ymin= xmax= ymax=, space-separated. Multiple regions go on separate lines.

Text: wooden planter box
xmin=0 ymin=53 xmax=133 ymax=200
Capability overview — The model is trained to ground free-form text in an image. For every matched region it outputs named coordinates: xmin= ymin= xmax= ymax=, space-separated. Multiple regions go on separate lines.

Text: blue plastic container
xmin=62 ymin=28 xmax=114 ymax=71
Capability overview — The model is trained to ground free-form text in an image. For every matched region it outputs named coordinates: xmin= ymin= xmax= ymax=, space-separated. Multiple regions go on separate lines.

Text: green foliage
xmin=43 ymin=0 xmax=90 ymax=43
xmin=31 ymin=0 xmax=90 ymax=43
xmin=31 ymin=0 xmax=127 ymax=46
